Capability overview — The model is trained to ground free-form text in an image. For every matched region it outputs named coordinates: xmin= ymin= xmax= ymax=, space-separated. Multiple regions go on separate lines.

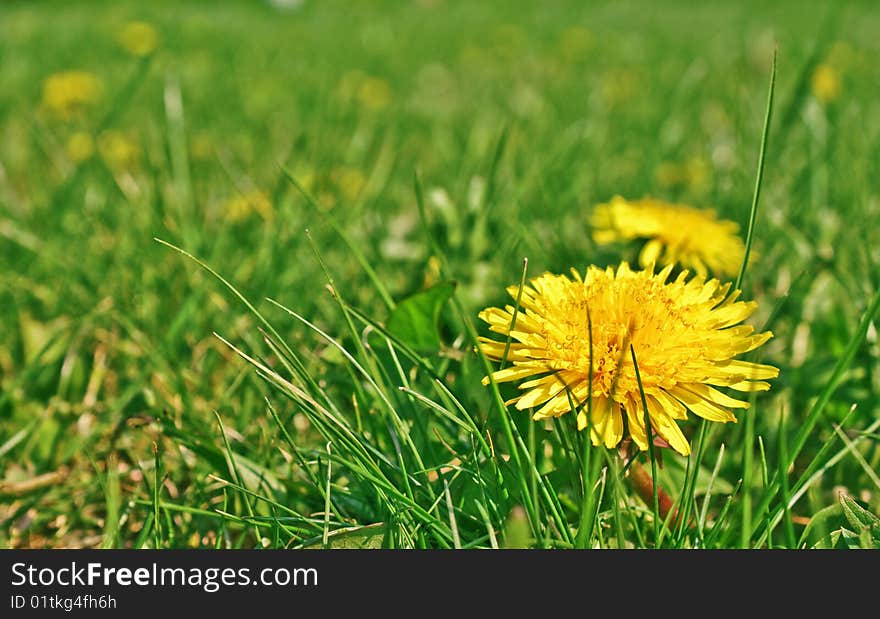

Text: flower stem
xmin=625 ymin=455 xmax=682 ymax=530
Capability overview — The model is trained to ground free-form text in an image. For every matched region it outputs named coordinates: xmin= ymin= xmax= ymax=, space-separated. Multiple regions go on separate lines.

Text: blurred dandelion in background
xmin=330 ymin=166 xmax=368 ymax=204
xmin=98 ymin=130 xmax=141 ymax=171
xmin=811 ymin=63 xmax=841 ymax=104
xmin=357 ymin=77 xmax=392 ymax=111
xmin=478 ymin=263 xmax=778 ymax=456
xmin=591 ymin=196 xmax=746 ymax=278
xmin=65 ymin=131 xmax=95 ymax=163
xmin=222 ymin=190 xmax=273 ymax=223
xmin=118 ymin=21 xmax=159 ymax=57
xmin=338 ymin=71 xmax=393 ymax=111
xmin=599 ymin=69 xmax=639 ymax=107
xmin=40 ymin=70 xmax=103 ymax=119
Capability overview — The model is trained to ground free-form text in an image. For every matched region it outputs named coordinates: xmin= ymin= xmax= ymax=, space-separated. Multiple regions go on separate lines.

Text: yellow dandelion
xmin=41 ymin=71 xmax=103 ymax=119
xmin=337 ymin=71 xmax=392 ymax=111
xmin=478 ymin=263 xmax=778 ymax=456
xmin=592 ymin=196 xmax=745 ymax=278
xmin=118 ymin=21 xmax=159 ymax=57
xmin=422 ymin=255 xmax=443 ymax=288
xmin=810 ymin=63 xmax=840 ymax=104
xmin=331 ymin=167 xmax=367 ymax=203
xmin=356 ymin=77 xmax=392 ymax=111
xmin=223 ymin=190 xmax=273 ymax=223
xmin=66 ymin=132 xmax=95 ymax=163
xmin=98 ymin=130 xmax=141 ymax=170
xmin=600 ymin=69 xmax=638 ymax=106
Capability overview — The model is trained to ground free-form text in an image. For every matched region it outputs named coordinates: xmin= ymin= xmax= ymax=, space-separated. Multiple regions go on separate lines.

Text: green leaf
xmin=386 ymin=282 xmax=456 ymax=353
xmin=811 ymin=528 xmax=843 ymax=549
xmin=839 ymin=493 xmax=880 ymax=530
xmin=839 ymin=493 xmax=880 ymax=548
xmin=858 ymin=526 xmax=878 ymax=550
xmin=840 ymin=528 xmax=864 ymax=550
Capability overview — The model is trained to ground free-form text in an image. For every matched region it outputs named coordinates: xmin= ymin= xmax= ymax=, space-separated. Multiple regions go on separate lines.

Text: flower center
xmin=542 ymin=273 xmax=701 ymax=403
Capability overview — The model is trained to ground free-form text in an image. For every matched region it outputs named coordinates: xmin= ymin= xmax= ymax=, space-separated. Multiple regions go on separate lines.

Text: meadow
xmin=1 ymin=0 xmax=879 ymax=549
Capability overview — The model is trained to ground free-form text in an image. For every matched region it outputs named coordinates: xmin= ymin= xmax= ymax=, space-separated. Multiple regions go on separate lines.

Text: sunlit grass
xmin=1 ymin=0 xmax=879 ymax=549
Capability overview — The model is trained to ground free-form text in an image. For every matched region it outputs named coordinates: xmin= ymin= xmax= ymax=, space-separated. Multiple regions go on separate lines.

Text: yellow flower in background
xmin=478 ymin=263 xmax=778 ymax=456
xmin=591 ymin=196 xmax=745 ymax=278
xmin=118 ymin=21 xmax=159 ymax=57
xmin=600 ymin=69 xmax=638 ymax=106
xmin=223 ymin=190 xmax=273 ymax=223
xmin=356 ymin=77 xmax=392 ymax=110
xmin=41 ymin=71 xmax=102 ymax=119
xmin=811 ymin=63 xmax=840 ymax=104
xmin=66 ymin=132 xmax=95 ymax=163
xmin=331 ymin=167 xmax=367 ymax=203
xmin=98 ymin=130 xmax=141 ymax=170
xmin=422 ymin=255 xmax=443 ymax=288
xmin=338 ymin=71 xmax=392 ymax=111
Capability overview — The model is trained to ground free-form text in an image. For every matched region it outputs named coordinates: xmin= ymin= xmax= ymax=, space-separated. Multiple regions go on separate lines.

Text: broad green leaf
xmin=839 ymin=493 xmax=880 ymax=548
xmin=811 ymin=528 xmax=843 ymax=549
xmin=839 ymin=493 xmax=880 ymax=531
xmin=840 ymin=527 xmax=864 ymax=550
xmin=386 ymin=282 xmax=455 ymax=353
xmin=858 ymin=526 xmax=878 ymax=549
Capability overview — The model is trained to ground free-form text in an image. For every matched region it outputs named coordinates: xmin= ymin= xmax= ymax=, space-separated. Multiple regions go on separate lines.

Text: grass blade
xmin=735 ymin=48 xmax=777 ymax=292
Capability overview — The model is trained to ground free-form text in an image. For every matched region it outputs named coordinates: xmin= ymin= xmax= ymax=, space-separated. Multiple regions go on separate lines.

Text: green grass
xmin=1 ymin=0 xmax=879 ymax=549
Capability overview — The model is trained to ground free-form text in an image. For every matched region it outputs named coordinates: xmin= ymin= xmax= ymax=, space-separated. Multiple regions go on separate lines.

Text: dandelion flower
xmin=98 ymin=130 xmax=141 ymax=170
xmin=223 ymin=190 xmax=273 ymax=223
xmin=66 ymin=132 xmax=95 ymax=163
xmin=118 ymin=21 xmax=159 ymax=57
xmin=811 ymin=63 xmax=840 ymax=104
xmin=592 ymin=196 xmax=745 ymax=278
xmin=356 ymin=77 xmax=392 ymax=111
xmin=338 ymin=71 xmax=391 ymax=111
xmin=600 ymin=70 xmax=638 ymax=106
xmin=478 ymin=262 xmax=778 ymax=456
xmin=41 ymin=71 xmax=102 ymax=119
xmin=331 ymin=167 xmax=367 ymax=203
